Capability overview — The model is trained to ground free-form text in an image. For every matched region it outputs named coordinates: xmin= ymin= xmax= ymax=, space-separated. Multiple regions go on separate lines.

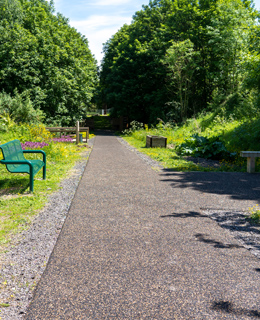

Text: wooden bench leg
xmin=247 ymin=157 xmax=256 ymax=173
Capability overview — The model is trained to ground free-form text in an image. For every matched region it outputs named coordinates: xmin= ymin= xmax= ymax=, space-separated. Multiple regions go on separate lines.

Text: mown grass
xmin=121 ymin=114 xmax=260 ymax=172
xmin=0 ymin=123 xmax=92 ymax=250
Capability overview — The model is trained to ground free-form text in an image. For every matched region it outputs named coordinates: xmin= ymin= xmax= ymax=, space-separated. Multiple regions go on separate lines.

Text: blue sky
xmin=49 ymin=0 xmax=260 ymax=65
xmin=50 ymin=0 xmax=149 ymax=64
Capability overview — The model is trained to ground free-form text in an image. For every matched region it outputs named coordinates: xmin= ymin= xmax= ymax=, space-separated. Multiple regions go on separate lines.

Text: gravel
xmin=117 ymin=137 xmax=164 ymax=170
xmin=202 ymin=209 xmax=260 ymax=260
xmin=0 ymin=140 xmax=93 ymax=320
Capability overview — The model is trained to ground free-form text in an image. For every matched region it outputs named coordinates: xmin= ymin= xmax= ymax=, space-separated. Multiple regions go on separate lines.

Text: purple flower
xmin=21 ymin=135 xmax=74 ymax=150
xmin=21 ymin=141 xmax=49 ymax=150
xmin=52 ymin=135 xmax=73 ymax=143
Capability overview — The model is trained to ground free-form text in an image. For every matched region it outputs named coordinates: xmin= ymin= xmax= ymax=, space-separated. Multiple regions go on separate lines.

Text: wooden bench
xmin=240 ymin=151 xmax=260 ymax=173
xmin=46 ymin=126 xmax=89 ymax=143
xmin=0 ymin=139 xmax=46 ymax=192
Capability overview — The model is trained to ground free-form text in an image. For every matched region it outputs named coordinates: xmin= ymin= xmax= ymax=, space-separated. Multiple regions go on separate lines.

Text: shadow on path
xmin=160 ymin=211 xmax=208 ymax=219
xmin=195 ymin=233 xmax=243 ymax=249
xmin=159 ymin=170 xmax=260 ymax=203
xmin=211 ymin=300 xmax=260 ymax=318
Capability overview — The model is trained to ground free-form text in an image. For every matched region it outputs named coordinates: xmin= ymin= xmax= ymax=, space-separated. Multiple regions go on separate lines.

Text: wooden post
xmin=247 ymin=157 xmax=256 ymax=173
xmin=76 ymin=121 xmax=79 ymax=144
xmin=240 ymin=151 xmax=260 ymax=173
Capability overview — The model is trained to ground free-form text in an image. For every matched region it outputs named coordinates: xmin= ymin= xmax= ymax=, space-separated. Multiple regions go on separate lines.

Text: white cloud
xmin=70 ymin=15 xmax=132 ymax=64
xmin=90 ymin=0 xmax=132 ymax=5
xmin=87 ymin=28 xmax=121 ymax=63
xmin=71 ymin=14 xmax=131 ymax=29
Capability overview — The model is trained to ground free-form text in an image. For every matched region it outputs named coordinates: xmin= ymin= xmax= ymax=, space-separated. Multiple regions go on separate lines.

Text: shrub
xmin=0 ymin=90 xmax=45 ymax=124
xmin=0 ymin=113 xmax=16 ymax=132
xmin=175 ymin=134 xmax=236 ymax=160
xmin=122 ymin=120 xmax=144 ymax=135
xmin=208 ymin=90 xmax=258 ymax=121
xmin=27 ymin=124 xmax=54 ymax=142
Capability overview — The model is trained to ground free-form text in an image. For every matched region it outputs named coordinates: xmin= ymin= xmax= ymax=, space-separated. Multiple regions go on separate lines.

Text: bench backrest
xmin=0 ymin=139 xmax=25 ymax=171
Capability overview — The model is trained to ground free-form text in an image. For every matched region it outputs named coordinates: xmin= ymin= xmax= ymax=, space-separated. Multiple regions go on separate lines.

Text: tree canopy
xmin=99 ymin=0 xmax=259 ymax=123
xmin=0 ymin=0 xmax=97 ymax=125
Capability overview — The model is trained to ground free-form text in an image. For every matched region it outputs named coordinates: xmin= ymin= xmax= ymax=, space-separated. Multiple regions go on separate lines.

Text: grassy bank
xmin=120 ymin=115 xmax=260 ymax=172
xmin=0 ymin=122 xmax=92 ymax=249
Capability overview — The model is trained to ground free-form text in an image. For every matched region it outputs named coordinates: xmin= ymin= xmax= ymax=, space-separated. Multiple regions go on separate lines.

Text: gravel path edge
xmin=0 ymin=139 xmax=94 ymax=320
xmin=118 ymin=136 xmax=260 ymax=260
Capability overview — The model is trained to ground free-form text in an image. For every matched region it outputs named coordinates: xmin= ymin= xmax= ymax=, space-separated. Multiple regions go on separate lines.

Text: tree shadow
xmin=211 ymin=300 xmax=260 ymax=318
xmin=208 ymin=211 xmax=260 ymax=236
xmin=159 ymin=170 xmax=260 ymax=203
xmin=203 ymin=210 xmax=260 ymax=255
xmin=160 ymin=211 xmax=208 ymax=219
xmin=195 ymin=233 xmax=243 ymax=249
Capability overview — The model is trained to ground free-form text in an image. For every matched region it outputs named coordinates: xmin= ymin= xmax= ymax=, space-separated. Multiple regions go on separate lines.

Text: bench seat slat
xmin=240 ymin=151 xmax=260 ymax=157
xmin=5 ymin=160 xmax=45 ymax=174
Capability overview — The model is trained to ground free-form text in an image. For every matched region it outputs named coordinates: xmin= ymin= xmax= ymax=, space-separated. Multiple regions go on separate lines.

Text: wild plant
xmin=248 ymin=205 xmax=260 ymax=224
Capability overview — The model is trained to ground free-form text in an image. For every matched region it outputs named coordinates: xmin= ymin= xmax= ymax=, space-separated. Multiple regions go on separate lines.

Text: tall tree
xmin=162 ymin=39 xmax=200 ymax=121
xmin=99 ymin=0 xmax=257 ymax=124
xmin=0 ymin=0 xmax=98 ymax=125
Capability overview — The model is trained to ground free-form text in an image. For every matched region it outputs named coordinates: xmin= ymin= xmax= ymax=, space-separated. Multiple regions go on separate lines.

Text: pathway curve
xmin=25 ymin=132 xmax=260 ymax=319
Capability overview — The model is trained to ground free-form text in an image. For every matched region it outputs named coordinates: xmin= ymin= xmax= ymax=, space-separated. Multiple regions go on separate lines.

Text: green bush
xmin=175 ymin=134 xmax=236 ymax=160
xmin=207 ymin=90 xmax=258 ymax=121
xmin=122 ymin=120 xmax=144 ymax=135
xmin=0 ymin=113 xmax=14 ymax=132
xmin=0 ymin=90 xmax=45 ymax=126
xmin=224 ymin=118 xmax=260 ymax=152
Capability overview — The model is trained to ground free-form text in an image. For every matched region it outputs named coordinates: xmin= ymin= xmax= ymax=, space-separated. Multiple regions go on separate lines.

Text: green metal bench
xmin=0 ymin=139 xmax=46 ymax=192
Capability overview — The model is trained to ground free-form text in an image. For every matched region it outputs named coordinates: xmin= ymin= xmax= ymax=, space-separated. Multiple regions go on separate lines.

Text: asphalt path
xmin=25 ymin=132 xmax=260 ymax=319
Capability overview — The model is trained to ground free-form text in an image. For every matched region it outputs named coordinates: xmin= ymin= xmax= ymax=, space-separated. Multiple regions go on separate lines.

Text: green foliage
xmin=92 ymin=115 xmax=112 ymax=130
xmin=99 ymin=10 xmax=170 ymax=123
xmin=122 ymin=134 xmax=236 ymax=172
xmin=207 ymin=90 xmax=258 ymax=121
xmin=122 ymin=121 xmax=150 ymax=144
xmin=224 ymin=118 xmax=260 ymax=152
xmin=175 ymin=134 xmax=236 ymax=160
xmin=0 ymin=113 xmax=15 ymax=132
xmin=0 ymin=0 xmax=97 ymax=126
xmin=248 ymin=205 xmax=260 ymax=224
xmin=162 ymin=39 xmax=201 ymax=121
xmin=0 ymin=91 xmax=45 ymax=126
xmin=205 ymin=0 xmax=254 ymax=94
xmin=99 ymin=0 xmax=258 ymax=124
xmin=120 ymin=110 xmax=260 ymax=172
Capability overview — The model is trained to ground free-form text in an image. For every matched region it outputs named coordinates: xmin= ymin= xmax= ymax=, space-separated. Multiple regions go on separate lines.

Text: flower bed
xmin=21 ymin=141 xmax=49 ymax=150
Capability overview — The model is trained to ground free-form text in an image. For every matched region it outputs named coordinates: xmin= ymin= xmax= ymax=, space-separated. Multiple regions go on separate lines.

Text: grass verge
xmin=122 ymin=136 xmax=242 ymax=172
xmin=120 ymin=113 xmax=260 ymax=172
xmin=0 ymin=142 xmax=91 ymax=251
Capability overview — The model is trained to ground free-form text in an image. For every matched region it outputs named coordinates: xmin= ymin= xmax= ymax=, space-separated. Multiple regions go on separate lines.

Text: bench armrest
xmin=0 ymin=159 xmax=33 ymax=170
xmin=23 ymin=150 xmax=46 ymax=164
xmin=0 ymin=159 xmax=31 ymax=165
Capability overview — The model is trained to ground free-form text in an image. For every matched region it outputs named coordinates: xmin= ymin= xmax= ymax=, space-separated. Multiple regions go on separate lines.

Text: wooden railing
xmin=46 ymin=121 xmax=89 ymax=144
